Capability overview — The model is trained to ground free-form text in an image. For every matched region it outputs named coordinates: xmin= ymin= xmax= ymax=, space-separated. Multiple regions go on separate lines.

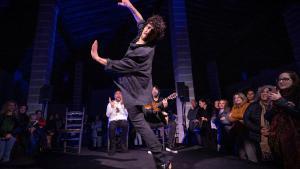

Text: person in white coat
xmin=106 ymin=90 xmax=128 ymax=155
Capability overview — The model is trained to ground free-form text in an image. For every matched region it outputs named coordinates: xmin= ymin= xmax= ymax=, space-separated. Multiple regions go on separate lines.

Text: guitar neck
xmin=153 ymin=93 xmax=177 ymax=108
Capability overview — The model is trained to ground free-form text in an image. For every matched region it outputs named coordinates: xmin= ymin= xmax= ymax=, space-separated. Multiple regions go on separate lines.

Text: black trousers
xmin=167 ymin=120 xmax=176 ymax=148
xmin=109 ymin=120 xmax=128 ymax=150
xmin=126 ymin=105 xmax=166 ymax=168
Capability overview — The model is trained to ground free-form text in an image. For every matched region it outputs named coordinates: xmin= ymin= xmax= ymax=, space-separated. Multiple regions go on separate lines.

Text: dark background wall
xmin=0 ymin=0 xmax=39 ymax=105
xmin=186 ymin=0 xmax=297 ymax=101
xmin=0 ymin=0 xmax=299 ymax=113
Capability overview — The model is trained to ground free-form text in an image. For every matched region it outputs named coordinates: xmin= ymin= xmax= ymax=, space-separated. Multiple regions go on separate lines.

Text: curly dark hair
xmin=144 ymin=15 xmax=166 ymax=43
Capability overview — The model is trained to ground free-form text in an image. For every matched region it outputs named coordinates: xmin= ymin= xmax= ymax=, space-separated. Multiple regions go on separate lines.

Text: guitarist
xmin=144 ymin=86 xmax=169 ymax=126
xmin=144 ymin=86 xmax=178 ymax=153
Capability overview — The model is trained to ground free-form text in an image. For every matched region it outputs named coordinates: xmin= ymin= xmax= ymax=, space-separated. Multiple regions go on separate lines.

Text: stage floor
xmin=2 ymin=146 xmax=279 ymax=169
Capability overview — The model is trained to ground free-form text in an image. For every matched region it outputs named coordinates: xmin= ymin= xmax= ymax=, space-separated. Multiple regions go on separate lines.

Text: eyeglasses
xmin=277 ymin=78 xmax=291 ymax=82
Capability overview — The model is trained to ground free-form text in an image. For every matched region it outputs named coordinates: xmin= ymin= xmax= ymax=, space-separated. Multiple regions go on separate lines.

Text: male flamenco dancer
xmin=90 ymin=0 xmax=171 ymax=168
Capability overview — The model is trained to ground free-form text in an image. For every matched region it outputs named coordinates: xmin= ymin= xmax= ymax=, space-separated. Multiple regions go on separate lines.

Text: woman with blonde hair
xmin=229 ymin=93 xmax=249 ymax=122
xmin=228 ymin=93 xmax=251 ymax=160
xmin=213 ymin=99 xmax=232 ymax=152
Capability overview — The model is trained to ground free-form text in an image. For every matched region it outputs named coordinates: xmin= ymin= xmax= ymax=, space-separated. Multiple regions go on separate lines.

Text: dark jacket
xmin=17 ymin=113 xmax=29 ymax=133
xmin=197 ymin=107 xmax=212 ymax=129
xmin=187 ymin=106 xmax=199 ymax=121
xmin=243 ymin=102 xmax=262 ymax=142
xmin=197 ymin=107 xmax=210 ymax=119
xmin=0 ymin=114 xmax=19 ymax=138
xmin=187 ymin=106 xmax=199 ymax=129
xmin=265 ymin=97 xmax=300 ymax=121
xmin=105 ymin=20 xmax=154 ymax=107
xmin=265 ymin=89 xmax=300 ymax=169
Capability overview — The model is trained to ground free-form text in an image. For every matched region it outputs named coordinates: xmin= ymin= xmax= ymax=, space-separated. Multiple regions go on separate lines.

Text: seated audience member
xmin=51 ymin=113 xmax=64 ymax=149
xmin=106 ymin=90 xmax=129 ymax=155
xmin=246 ymin=89 xmax=256 ymax=103
xmin=229 ymin=93 xmax=250 ymax=122
xmin=213 ymin=100 xmax=220 ymax=113
xmin=46 ymin=114 xmax=56 ymax=150
xmin=36 ymin=110 xmax=46 ymax=129
xmin=91 ymin=115 xmax=103 ymax=149
xmin=266 ymin=71 xmax=300 ymax=169
xmin=27 ymin=110 xmax=47 ymax=155
xmin=36 ymin=110 xmax=47 ymax=148
xmin=197 ymin=99 xmax=212 ymax=147
xmin=228 ymin=93 xmax=250 ymax=160
xmin=214 ymin=99 xmax=232 ymax=152
xmin=244 ymin=85 xmax=274 ymax=162
xmin=54 ymin=113 xmax=64 ymax=130
xmin=187 ymin=99 xmax=201 ymax=145
xmin=0 ymin=100 xmax=19 ymax=162
xmin=27 ymin=113 xmax=40 ymax=156
xmin=209 ymin=100 xmax=219 ymax=151
xmin=16 ymin=104 xmax=29 ymax=154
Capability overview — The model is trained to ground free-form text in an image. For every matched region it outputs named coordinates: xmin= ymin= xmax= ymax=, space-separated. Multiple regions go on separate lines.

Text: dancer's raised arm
xmin=118 ymin=0 xmax=144 ymax=23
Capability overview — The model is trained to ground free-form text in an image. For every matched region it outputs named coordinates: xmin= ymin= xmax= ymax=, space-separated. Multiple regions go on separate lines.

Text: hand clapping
xmin=268 ymin=91 xmax=282 ymax=101
xmin=109 ymin=97 xmax=115 ymax=108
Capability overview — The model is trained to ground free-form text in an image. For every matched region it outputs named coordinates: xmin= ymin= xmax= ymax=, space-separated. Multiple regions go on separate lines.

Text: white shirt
xmin=106 ymin=101 xmax=128 ymax=122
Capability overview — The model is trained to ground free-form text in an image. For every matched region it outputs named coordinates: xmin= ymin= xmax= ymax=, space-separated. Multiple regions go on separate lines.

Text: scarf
xmin=259 ymin=101 xmax=272 ymax=160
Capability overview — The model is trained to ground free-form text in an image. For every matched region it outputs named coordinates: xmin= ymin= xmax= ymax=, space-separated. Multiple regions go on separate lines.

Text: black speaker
xmin=39 ymin=84 xmax=52 ymax=103
xmin=177 ymin=82 xmax=189 ymax=102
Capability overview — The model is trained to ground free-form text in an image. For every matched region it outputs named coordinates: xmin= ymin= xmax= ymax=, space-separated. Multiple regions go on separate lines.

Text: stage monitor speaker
xmin=39 ymin=84 xmax=52 ymax=103
xmin=177 ymin=82 xmax=189 ymax=102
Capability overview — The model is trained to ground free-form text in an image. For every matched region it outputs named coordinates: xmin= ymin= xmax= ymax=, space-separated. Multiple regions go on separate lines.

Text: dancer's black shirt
xmin=105 ymin=20 xmax=154 ymax=107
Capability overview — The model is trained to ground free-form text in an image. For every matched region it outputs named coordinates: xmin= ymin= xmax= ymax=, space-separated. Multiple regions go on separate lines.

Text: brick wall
xmin=169 ymin=0 xmax=195 ymax=143
xmin=27 ymin=1 xmax=58 ymax=113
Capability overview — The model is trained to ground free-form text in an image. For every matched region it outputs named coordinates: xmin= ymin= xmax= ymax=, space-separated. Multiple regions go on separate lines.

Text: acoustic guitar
xmin=143 ymin=92 xmax=177 ymax=125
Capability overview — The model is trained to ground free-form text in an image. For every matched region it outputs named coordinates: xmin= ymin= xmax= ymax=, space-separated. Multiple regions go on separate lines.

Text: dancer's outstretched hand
xmin=118 ymin=0 xmax=132 ymax=8
xmin=91 ymin=40 xmax=108 ymax=65
xmin=91 ymin=40 xmax=100 ymax=61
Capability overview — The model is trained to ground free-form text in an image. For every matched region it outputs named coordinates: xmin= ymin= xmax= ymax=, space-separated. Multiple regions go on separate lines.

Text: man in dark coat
xmin=90 ymin=1 xmax=170 ymax=168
